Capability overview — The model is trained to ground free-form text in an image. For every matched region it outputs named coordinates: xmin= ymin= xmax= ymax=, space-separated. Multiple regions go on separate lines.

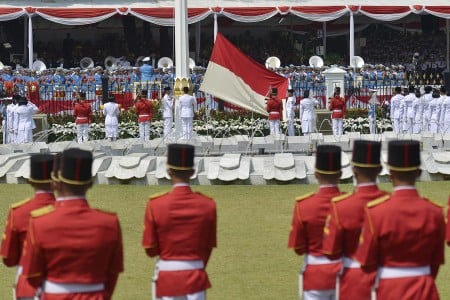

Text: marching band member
xmin=1 ymin=154 xmax=56 ymax=300
xmin=355 ymin=140 xmax=445 ymax=300
xmin=323 ymin=140 xmax=387 ymax=300
xmin=134 ymin=89 xmax=153 ymax=141
xmin=289 ymin=145 xmax=344 ymax=300
xmin=142 ymin=144 xmax=216 ymax=300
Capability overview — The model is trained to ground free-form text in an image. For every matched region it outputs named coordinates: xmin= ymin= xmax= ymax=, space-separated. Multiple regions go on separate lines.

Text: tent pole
xmin=214 ymin=13 xmax=218 ymax=42
xmin=23 ymin=16 xmax=27 ymax=67
xmin=195 ymin=21 xmax=201 ymax=64
xmin=447 ymin=19 xmax=449 ymax=71
xmin=323 ymin=22 xmax=327 ymax=59
xmin=349 ymin=12 xmax=354 ymax=65
xmin=28 ymin=15 xmax=33 ymax=69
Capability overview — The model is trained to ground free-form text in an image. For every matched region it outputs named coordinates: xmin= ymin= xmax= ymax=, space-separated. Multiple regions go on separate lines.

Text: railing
xmin=2 ymin=73 xmax=444 ymax=116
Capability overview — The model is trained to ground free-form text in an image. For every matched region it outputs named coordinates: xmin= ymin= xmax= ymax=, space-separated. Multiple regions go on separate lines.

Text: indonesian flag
xmin=200 ymin=33 xmax=288 ymax=116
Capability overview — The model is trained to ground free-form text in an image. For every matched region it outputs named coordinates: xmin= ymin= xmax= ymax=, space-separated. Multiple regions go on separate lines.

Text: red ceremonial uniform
xmin=355 ymin=188 xmax=445 ymax=300
xmin=21 ymin=198 xmax=124 ymax=300
xmin=288 ymin=186 xmax=344 ymax=291
xmin=447 ymin=196 xmax=450 ymax=246
xmin=322 ymin=184 xmax=387 ymax=299
xmin=73 ymin=101 xmax=92 ymax=125
xmin=329 ymin=96 xmax=346 ymax=119
xmin=1 ymin=192 xmax=55 ymax=298
xmin=135 ymin=98 xmax=153 ymax=122
xmin=142 ymin=184 xmax=217 ymax=297
xmin=266 ymin=97 xmax=282 ymax=120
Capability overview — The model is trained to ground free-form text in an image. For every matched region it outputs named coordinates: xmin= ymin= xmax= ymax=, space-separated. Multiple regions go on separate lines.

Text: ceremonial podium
xmin=315 ymin=109 xmax=332 ymax=134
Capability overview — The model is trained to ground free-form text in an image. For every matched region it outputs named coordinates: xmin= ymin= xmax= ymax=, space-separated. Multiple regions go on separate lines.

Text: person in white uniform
xmin=178 ymin=86 xmax=196 ymax=140
xmin=412 ymin=89 xmax=423 ymax=134
xmin=437 ymin=86 xmax=447 ymax=134
xmin=441 ymin=90 xmax=450 ymax=134
xmin=299 ymin=90 xmax=318 ymax=137
xmin=162 ymin=86 xmax=174 ymax=138
xmin=14 ymin=96 xmax=39 ymax=144
xmin=367 ymin=89 xmax=378 ymax=134
xmin=5 ymin=96 xmax=18 ymax=144
xmin=429 ymin=88 xmax=442 ymax=134
xmin=390 ymin=87 xmax=404 ymax=134
xmin=401 ymin=85 xmax=416 ymax=134
xmin=285 ymin=89 xmax=297 ymax=136
xmin=421 ymin=86 xmax=433 ymax=133
xmin=102 ymin=95 xmax=121 ymax=141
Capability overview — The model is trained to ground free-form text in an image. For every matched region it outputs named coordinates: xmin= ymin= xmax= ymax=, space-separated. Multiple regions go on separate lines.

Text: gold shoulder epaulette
xmin=295 ymin=192 xmax=315 ymax=202
xmin=149 ymin=192 xmax=169 ymax=200
xmin=332 ymin=193 xmax=352 ymax=203
xmin=367 ymin=195 xmax=390 ymax=208
xmin=30 ymin=205 xmax=55 ymax=218
xmin=11 ymin=198 xmax=32 ymax=209
xmin=425 ymin=198 xmax=443 ymax=208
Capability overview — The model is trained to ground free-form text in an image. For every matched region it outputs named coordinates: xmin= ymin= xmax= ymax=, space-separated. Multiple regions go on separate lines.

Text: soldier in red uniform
xmin=323 ymin=140 xmax=387 ymax=299
xmin=73 ymin=91 xmax=92 ymax=143
xmin=447 ymin=196 xmax=450 ymax=247
xmin=266 ymin=87 xmax=283 ymax=135
xmin=134 ymin=89 xmax=153 ymax=141
xmin=288 ymin=145 xmax=344 ymax=300
xmin=328 ymin=86 xmax=346 ymax=137
xmin=142 ymin=144 xmax=217 ymax=300
xmin=21 ymin=148 xmax=124 ymax=300
xmin=1 ymin=154 xmax=55 ymax=300
xmin=355 ymin=140 xmax=445 ymax=300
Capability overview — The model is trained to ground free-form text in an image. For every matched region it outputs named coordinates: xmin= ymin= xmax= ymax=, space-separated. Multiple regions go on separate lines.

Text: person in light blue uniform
xmin=367 ymin=89 xmax=378 ymax=134
xmin=140 ymin=57 xmax=154 ymax=96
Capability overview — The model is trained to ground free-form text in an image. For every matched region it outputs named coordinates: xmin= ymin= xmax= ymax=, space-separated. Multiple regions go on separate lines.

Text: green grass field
xmin=0 ymin=182 xmax=449 ymax=299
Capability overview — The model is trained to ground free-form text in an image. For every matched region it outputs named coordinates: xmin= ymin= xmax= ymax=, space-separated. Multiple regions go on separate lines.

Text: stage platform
xmin=1 ymin=132 xmax=450 ymax=185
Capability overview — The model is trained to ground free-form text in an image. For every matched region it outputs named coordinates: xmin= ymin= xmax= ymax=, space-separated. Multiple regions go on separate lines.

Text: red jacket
xmin=329 ymin=96 xmax=346 ymax=119
xmin=1 ymin=192 xmax=55 ymax=298
xmin=135 ymin=98 xmax=153 ymax=122
xmin=288 ymin=186 xmax=344 ymax=291
xmin=266 ymin=97 xmax=283 ymax=120
xmin=355 ymin=188 xmax=444 ymax=300
xmin=323 ymin=184 xmax=388 ymax=300
xmin=73 ymin=101 xmax=92 ymax=125
xmin=21 ymin=199 xmax=124 ymax=300
xmin=142 ymin=185 xmax=217 ymax=297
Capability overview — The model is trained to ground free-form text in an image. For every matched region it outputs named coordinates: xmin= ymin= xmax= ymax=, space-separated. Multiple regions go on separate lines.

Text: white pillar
xmin=28 ymin=15 xmax=33 ymax=68
xmin=349 ymin=12 xmax=354 ymax=66
xmin=195 ymin=22 xmax=201 ymax=63
xmin=174 ymin=0 xmax=189 ymax=79
xmin=214 ymin=13 xmax=218 ymax=42
xmin=23 ymin=16 xmax=27 ymax=67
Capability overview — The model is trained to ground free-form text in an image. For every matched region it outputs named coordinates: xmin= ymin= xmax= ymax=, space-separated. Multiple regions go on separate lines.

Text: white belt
xmin=378 ymin=266 xmax=430 ymax=279
xmin=156 ymin=259 xmax=204 ymax=271
xmin=343 ymin=257 xmax=361 ymax=269
xmin=269 ymin=111 xmax=280 ymax=114
xmin=333 ymin=110 xmax=342 ymax=112
xmin=76 ymin=117 xmax=88 ymax=120
xmin=305 ymin=255 xmax=341 ymax=265
xmin=139 ymin=114 xmax=150 ymax=117
xmin=44 ymin=280 xmax=104 ymax=294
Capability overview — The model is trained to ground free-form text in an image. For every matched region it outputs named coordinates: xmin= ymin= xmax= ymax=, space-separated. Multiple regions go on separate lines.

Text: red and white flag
xmin=200 ymin=33 xmax=288 ymax=116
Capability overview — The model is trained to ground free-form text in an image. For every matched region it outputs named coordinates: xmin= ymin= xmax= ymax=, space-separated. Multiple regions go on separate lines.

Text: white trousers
xmin=163 ymin=117 xmax=173 ymax=138
xmin=158 ymin=290 xmax=205 ymax=300
xmin=139 ymin=121 xmax=151 ymax=141
xmin=77 ymin=124 xmax=89 ymax=143
xmin=269 ymin=120 xmax=280 ymax=135
xmin=391 ymin=118 xmax=401 ymax=134
xmin=368 ymin=117 xmax=376 ymax=134
xmin=181 ymin=117 xmax=193 ymax=140
xmin=304 ymin=289 xmax=335 ymax=300
xmin=403 ymin=118 xmax=414 ymax=134
xmin=287 ymin=118 xmax=295 ymax=136
xmin=105 ymin=124 xmax=118 ymax=139
xmin=16 ymin=129 xmax=33 ymax=144
xmin=331 ymin=118 xmax=343 ymax=136
xmin=429 ymin=120 xmax=439 ymax=134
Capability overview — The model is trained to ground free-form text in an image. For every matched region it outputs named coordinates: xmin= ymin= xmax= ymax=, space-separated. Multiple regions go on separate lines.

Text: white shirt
xmin=285 ymin=96 xmax=296 ymax=119
xmin=299 ymin=97 xmax=317 ymax=121
xmin=162 ymin=93 xmax=174 ymax=118
xmin=178 ymin=93 xmax=196 ymax=118
xmin=14 ymin=102 xmax=38 ymax=130
xmin=102 ymin=102 xmax=120 ymax=125
xmin=390 ymin=94 xmax=404 ymax=119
